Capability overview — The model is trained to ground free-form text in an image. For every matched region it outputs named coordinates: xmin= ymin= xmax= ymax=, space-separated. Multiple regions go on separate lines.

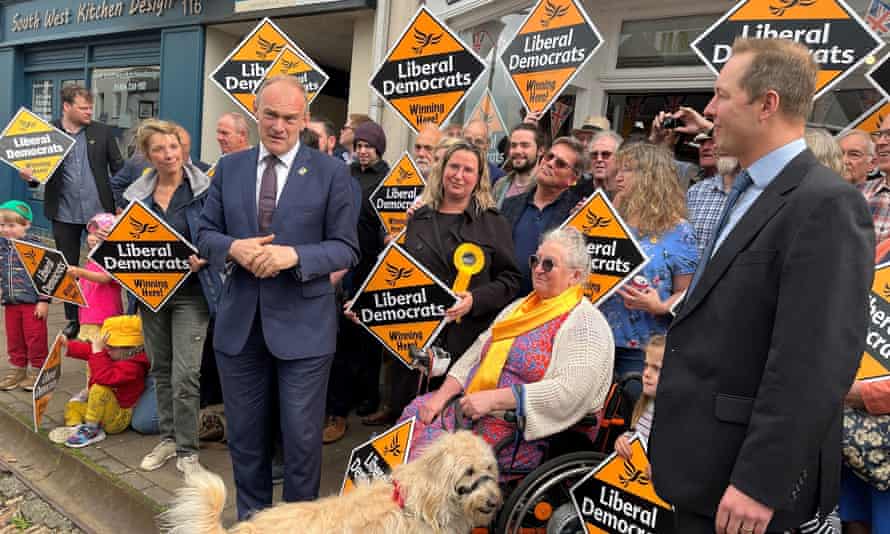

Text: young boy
xmin=0 ymin=200 xmax=49 ymax=391
xmin=50 ymin=315 xmax=150 ymax=447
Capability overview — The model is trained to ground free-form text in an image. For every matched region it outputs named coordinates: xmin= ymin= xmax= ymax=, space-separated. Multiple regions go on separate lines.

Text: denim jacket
xmin=123 ymin=163 xmax=223 ymax=316
xmin=0 ymin=234 xmax=50 ymax=305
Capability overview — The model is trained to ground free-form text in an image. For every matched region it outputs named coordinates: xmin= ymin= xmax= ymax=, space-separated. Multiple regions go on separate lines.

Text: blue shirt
xmin=56 ymin=128 xmax=103 ymax=224
xmin=686 ymin=174 xmax=729 ymax=256
xmin=512 ymin=192 xmax=568 ymax=296
xmin=488 ymin=160 xmax=506 ymax=185
xmin=600 ymin=222 xmax=699 ymax=349
xmin=711 ymin=138 xmax=806 ymax=255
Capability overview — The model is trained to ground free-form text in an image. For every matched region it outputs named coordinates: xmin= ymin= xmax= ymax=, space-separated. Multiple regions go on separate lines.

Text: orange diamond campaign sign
xmin=341 ymin=418 xmax=415 ymax=495
xmin=210 ymin=18 xmax=311 ymax=116
xmin=467 ymin=89 xmax=508 ymax=167
xmin=88 ymin=200 xmax=197 ymax=312
xmin=840 ymin=98 xmax=890 ymax=135
xmin=347 ymin=243 xmax=457 ymax=367
xmin=500 ymin=0 xmax=604 ymax=114
xmin=254 ymin=45 xmax=329 ymax=105
xmin=369 ymin=153 xmax=426 ymax=237
xmin=370 ymin=7 xmax=486 ymax=133
xmin=570 ymin=435 xmax=675 ymax=533
xmin=692 ymin=0 xmax=884 ymax=99
xmin=12 ymin=239 xmax=86 ymax=307
xmin=0 ymin=107 xmax=75 ymax=183
xmin=33 ymin=333 xmax=64 ymax=432
xmin=858 ymin=261 xmax=890 ymax=382
xmin=559 ymin=190 xmax=648 ymax=307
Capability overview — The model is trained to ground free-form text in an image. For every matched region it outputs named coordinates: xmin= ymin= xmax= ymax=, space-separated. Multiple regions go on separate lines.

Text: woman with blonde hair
xmin=804 ymin=127 xmax=845 ymax=176
xmin=600 ymin=142 xmax=699 ymax=386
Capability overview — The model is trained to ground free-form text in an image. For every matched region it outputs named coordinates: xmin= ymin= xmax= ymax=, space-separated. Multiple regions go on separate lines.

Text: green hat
xmin=0 ymin=200 xmax=32 ymax=222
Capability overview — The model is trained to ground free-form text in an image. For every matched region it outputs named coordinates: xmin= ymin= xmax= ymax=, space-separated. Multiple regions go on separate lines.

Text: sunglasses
xmin=529 ymin=254 xmax=558 ymax=272
xmin=542 ymin=151 xmax=572 ymax=170
xmin=590 ymin=151 xmax=613 ymax=160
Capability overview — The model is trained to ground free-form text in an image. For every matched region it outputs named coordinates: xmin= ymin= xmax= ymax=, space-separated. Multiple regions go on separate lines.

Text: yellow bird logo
xmin=541 ymin=1 xmax=569 ymax=27
xmin=769 ymin=0 xmax=817 ymax=16
xmin=385 ymin=263 xmax=413 ymax=286
xmin=581 ymin=212 xmax=611 ymax=233
xmin=412 ymin=28 xmax=443 ymax=55
xmin=20 ymin=120 xmax=36 ymax=131
xmin=256 ymin=37 xmax=284 ymax=59
xmin=883 ymin=283 xmax=890 ymax=299
xmin=618 ymin=458 xmax=650 ymax=488
xmin=128 ymin=217 xmax=159 ymax=239
xmin=21 ymin=249 xmax=36 ymax=263
xmin=279 ymin=58 xmax=303 ymax=73
xmin=383 ymin=434 xmax=402 ymax=457
xmin=395 ymin=167 xmax=414 ymax=184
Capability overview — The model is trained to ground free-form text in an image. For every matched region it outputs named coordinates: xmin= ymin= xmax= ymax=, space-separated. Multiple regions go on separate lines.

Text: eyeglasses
xmin=590 ymin=151 xmax=613 ymax=161
xmin=870 ymin=129 xmax=890 ymax=141
xmin=529 ymin=254 xmax=558 ymax=272
xmin=542 ymin=151 xmax=572 ymax=171
xmin=341 ymin=125 xmax=353 ymax=132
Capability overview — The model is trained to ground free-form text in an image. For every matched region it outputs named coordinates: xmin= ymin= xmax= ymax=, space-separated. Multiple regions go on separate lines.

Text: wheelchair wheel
xmin=494 ymin=451 xmax=606 ymax=534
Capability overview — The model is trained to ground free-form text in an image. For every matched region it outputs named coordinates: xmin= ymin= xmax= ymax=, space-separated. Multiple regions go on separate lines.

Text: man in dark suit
xmin=196 ymin=76 xmax=358 ymax=519
xmin=20 ymin=85 xmax=123 ymax=337
xmin=649 ymin=38 xmax=874 ymax=534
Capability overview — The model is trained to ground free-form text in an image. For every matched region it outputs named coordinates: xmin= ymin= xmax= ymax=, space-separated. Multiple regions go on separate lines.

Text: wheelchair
xmin=483 ymin=373 xmax=641 ymax=534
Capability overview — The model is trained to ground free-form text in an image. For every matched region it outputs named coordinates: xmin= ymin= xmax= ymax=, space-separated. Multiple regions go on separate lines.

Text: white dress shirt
xmin=256 ymin=141 xmax=301 ymax=208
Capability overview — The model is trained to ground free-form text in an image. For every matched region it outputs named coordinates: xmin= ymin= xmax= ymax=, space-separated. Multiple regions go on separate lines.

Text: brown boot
xmin=322 ymin=416 xmax=347 ymax=444
xmin=0 ymin=368 xmax=26 ymax=391
xmin=19 ymin=369 xmax=39 ymax=391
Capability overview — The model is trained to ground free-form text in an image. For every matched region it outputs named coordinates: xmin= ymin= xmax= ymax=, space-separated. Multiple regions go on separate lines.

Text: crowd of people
xmin=0 ymin=36 xmax=887 ymax=533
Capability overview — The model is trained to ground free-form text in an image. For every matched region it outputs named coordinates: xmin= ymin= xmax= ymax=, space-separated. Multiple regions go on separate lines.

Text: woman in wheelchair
xmin=398 ymin=227 xmax=615 ymax=477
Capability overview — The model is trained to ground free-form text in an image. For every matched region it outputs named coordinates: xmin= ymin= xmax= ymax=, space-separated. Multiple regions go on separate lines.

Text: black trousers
xmin=52 ymin=220 xmax=86 ymax=322
xmin=326 ymin=317 xmax=381 ymax=417
xmin=199 ymin=318 xmax=222 ymax=408
xmin=675 ymin=508 xmax=790 ymax=534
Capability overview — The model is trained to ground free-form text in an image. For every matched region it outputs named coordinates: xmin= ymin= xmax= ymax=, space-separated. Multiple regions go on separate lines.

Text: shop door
xmin=24 ymin=71 xmax=85 ymax=232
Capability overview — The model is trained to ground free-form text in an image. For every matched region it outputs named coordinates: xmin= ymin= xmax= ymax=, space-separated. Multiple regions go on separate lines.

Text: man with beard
xmin=413 ymin=123 xmax=442 ymax=178
xmin=307 ymin=117 xmax=339 ymax=157
xmin=492 ymin=124 xmax=544 ymax=208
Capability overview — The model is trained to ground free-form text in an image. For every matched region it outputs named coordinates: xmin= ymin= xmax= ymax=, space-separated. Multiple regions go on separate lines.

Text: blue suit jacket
xmin=196 ymin=145 xmax=359 ymax=359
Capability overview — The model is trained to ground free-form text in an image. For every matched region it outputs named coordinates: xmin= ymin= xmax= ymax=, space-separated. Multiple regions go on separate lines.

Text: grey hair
xmin=837 ymin=129 xmax=875 ymax=156
xmin=805 ymin=127 xmax=844 ymax=175
xmin=592 ymin=130 xmax=624 ymax=148
xmin=219 ymin=112 xmax=250 ymax=136
xmin=541 ymin=227 xmax=591 ymax=278
xmin=254 ymin=75 xmax=307 ymax=109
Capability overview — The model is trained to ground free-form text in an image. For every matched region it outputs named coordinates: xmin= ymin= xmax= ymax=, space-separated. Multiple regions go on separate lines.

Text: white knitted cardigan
xmin=448 ymin=296 xmax=615 ymax=441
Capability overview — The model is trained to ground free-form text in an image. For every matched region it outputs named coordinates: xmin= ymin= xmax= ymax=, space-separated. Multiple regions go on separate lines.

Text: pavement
xmin=0 ymin=301 xmax=379 ymax=527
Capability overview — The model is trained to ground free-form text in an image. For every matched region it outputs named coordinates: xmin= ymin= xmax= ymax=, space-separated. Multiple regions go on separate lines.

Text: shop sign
xmin=235 ymin=0 xmax=342 ymax=11
xmin=8 ymin=0 xmax=204 ymax=36
xmin=570 ymin=434 xmax=675 ymax=534
xmin=341 ymin=418 xmax=415 ymax=495
xmin=88 ymin=200 xmax=197 ymax=312
xmin=12 ymin=239 xmax=87 ymax=307
xmin=558 ymin=190 xmax=648 ymax=307
xmin=370 ymin=6 xmax=486 ymax=133
xmin=839 ymin=98 xmax=890 ymax=134
xmin=692 ymin=0 xmax=885 ymax=99
xmin=33 ymin=333 xmax=65 ymax=432
xmin=858 ymin=261 xmax=890 ymax=382
xmin=254 ymin=45 xmax=329 ymax=105
xmin=368 ymin=153 xmax=426 ymax=238
xmin=210 ymin=18 xmax=308 ymax=117
xmin=347 ymin=243 xmax=457 ymax=367
xmin=467 ymin=89 xmax=507 ymax=166
xmin=500 ymin=0 xmax=603 ymax=114
xmin=0 ymin=108 xmax=75 ymax=184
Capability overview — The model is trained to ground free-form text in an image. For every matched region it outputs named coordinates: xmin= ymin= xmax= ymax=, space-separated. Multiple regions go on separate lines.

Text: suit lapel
xmin=674 ymin=150 xmax=815 ymax=324
xmin=244 ymin=147 xmax=261 ymax=234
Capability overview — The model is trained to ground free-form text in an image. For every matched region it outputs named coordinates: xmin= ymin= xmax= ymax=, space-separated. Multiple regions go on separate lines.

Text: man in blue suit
xmin=197 ymin=76 xmax=359 ymax=519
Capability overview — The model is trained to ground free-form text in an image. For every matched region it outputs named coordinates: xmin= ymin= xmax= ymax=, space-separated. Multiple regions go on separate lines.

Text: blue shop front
xmin=0 ymin=0 xmax=371 ymax=235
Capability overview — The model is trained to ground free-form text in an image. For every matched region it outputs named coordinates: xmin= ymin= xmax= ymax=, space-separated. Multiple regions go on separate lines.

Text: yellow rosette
xmin=452 ymin=243 xmax=485 ymax=323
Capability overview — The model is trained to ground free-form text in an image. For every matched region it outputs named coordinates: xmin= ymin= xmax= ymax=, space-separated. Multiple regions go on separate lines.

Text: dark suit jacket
xmin=649 ymin=149 xmax=874 ymax=530
xmin=40 ymin=121 xmax=124 ymax=220
xmin=403 ymin=204 xmax=521 ymax=358
xmin=196 ymin=145 xmax=359 ymax=359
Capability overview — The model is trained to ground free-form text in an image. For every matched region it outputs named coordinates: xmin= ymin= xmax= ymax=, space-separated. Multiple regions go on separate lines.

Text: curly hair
xmin=615 ymin=143 xmax=687 ymax=237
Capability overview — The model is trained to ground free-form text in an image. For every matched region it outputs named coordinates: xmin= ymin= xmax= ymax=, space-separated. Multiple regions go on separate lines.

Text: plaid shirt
xmin=859 ymin=177 xmax=890 ymax=243
xmin=686 ymin=174 xmax=729 ymax=255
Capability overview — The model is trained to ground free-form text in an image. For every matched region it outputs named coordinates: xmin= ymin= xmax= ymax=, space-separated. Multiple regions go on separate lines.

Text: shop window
xmin=31 ymin=80 xmax=54 ymax=121
xmin=617 ymin=15 xmax=719 ymax=69
xmin=91 ymin=66 xmax=160 ymax=157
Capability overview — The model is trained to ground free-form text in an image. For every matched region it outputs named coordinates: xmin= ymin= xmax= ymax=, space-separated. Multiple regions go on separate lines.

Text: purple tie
xmin=258 ymin=154 xmax=278 ymax=233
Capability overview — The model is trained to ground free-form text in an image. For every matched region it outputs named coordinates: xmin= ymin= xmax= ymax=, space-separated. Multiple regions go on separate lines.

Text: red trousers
xmin=4 ymin=303 xmax=47 ymax=369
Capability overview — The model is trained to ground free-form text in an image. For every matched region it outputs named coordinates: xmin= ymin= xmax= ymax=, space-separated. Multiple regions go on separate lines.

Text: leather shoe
xmin=355 ymin=399 xmax=377 ymax=417
xmin=361 ymin=409 xmax=396 ymax=427
xmin=322 ymin=416 xmax=347 ymax=444
xmin=62 ymin=320 xmax=80 ymax=340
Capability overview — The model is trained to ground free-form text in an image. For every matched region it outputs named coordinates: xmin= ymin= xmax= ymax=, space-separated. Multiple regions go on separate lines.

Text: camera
xmin=661 ymin=116 xmax=684 ymax=130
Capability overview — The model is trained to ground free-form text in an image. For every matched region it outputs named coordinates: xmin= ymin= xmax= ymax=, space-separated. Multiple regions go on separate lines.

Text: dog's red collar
xmin=392 ymin=479 xmax=405 ymax=509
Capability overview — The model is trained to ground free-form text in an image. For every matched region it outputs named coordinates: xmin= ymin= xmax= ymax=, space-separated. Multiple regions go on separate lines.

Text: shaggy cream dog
xmin=161 ymin=430 xmax=502 ymax=534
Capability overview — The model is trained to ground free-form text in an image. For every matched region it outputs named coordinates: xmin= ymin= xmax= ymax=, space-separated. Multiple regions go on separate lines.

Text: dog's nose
xmin=486 ymin=499 xmax=498 ymax=508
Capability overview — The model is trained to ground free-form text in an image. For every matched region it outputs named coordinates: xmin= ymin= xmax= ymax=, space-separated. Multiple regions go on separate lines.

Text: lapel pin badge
xmin=88 ymin=139 xmax=96 ymax=144
xmin=298 ymin=167 xmax=308 ymax=175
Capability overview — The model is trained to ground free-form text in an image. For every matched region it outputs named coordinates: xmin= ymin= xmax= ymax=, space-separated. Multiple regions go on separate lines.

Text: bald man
xmin=463 ymin=119 xmax=506 ymax=184
xmin=216 ymin=112 xmax=250 ymax=155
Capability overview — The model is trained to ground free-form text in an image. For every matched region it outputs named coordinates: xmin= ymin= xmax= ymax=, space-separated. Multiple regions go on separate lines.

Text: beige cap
xmin=572 ymin=116 xmax=611 ymax=134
